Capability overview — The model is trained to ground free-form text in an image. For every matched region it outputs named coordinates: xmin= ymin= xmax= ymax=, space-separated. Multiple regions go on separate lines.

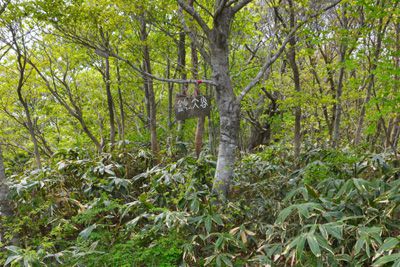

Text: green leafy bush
xmin=2 ymin=146 xmax=400 ymax=266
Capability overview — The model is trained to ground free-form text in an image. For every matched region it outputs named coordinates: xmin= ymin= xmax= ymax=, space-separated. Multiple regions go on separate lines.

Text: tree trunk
xmin=195 ymin=117 xmax=205 ymax=157
xmin=207 ymin=81 xmax=216 ymax=156
xmin=331 ymin=52 xmax=345 ymax=149
xmin=190 ymin=23 xmax=205 ymax=158
xmin=246 ymin=89 xmax=278 ymax=151
xmin=0 ymin=144 xmax=15 ymax=244
xmin=27 ymin=58 xmax=103 ymax=153
xmin=167 ymin=56 xmax=174 ymax=130
xmin=287 ymin=0 xmax=302 ymax=160
xmin=319 ymin=46 xmax=337 ymax=138
xmin=0 ymin=144 xmax=9 ymax=228
xmin=209 ymin=8 xmax=240 ymax=200
xmin=140 ymin=18 xmax=159 ymax=159
xmin=308 ymin=53 xmax=332 ymax=134
xmin=0 ymin=144 xmax=9 ymax=212
xmin=332 ymin=4 xmax=350 ymax=148
xmin=116 ymin=58 xmax=126 ymax=144
xmin=77 ymin=115 xmax=103 ymax=153
xmin=16 ymin=60 xmax=41 ymax=169
xmin=389 ymin=23 xmax=400 ymax=153
xmin=176 ymin=31 xmax=187 ymax=143
xmin=354 ymin=9 xmax=385 ymax=145
xmin=104 ymin=56 xmax=116 ymax=148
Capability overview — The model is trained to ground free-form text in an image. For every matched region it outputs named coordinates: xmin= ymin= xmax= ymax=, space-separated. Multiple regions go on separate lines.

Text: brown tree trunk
xmin=189 ymin=17 xmax=205 ymax=158
xmin=195 ymin=116 xmax=205 ymax=157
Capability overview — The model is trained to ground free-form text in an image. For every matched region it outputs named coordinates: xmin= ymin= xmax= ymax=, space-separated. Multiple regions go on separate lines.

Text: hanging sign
xmin=175 ymin=94 xmax=211 ymax=121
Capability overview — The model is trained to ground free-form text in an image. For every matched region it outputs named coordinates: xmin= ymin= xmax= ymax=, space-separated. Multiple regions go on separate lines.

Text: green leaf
xmin=5 ymin=246 xmax=21 ymax=254
xmin=212 ymin=214 xmax=224 ymax=226
xmin=354 ymin=238 xmax=366 ymax=256
xmin=305 ymin=184 xmax=319 ymax=198
xmin=4 ymin=255 xmax=23 ymax=266
xmin=204 ymin=255 xmax=216 ymax=266
xmin=315 ymin=233 xmax=334 ymax=255
xmin=296 ymin=234 xmax=306 ymax=258
xmin=284 ymin=236 xmax=301 ymax=255
xmin=373 ymin=253 xmax=400 ymax=266
xmin=324 ymin=223 xmax=343 ymax=240
xmin=276 ymin=206 xmax=294 ymax=224
xmin=393 ymin=259 xmax=400 ymax=267
xmin=221 ymin=254 xmax=233 ymax=267
xmin=335 ymin=254 xmax=351 ymax=262
xmin=307 ymin=234 xmax=321 ymax=257
xmin=79 ymin=224 xmax=97 ymax=239
xmin=205 ymin=215 xmax=212 ymax=233
xmin=319 ymin=224 xmax=328 ymax=240
xmin=377 ymin=237 xmax=399 ymax=255
xmin=190 ymin=198 xmax=200 ymax=213
xmin=215 ymin=236 xmax=224 ymax=249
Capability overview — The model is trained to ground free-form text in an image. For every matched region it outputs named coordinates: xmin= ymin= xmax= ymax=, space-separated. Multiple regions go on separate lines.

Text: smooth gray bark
xmin=208 ymin=7 xmax=241 ymax=200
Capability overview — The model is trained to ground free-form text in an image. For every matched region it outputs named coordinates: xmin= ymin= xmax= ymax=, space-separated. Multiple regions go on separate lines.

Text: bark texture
xmin=104 ymin=56 xmax=116 ymax=148
xmin=209 ymin=8 xmax=241 ymax=200
xmin=140 ymin=18 xmax=159 ymax=159
xmin=287 ymin=0 xmax=302 ymax=159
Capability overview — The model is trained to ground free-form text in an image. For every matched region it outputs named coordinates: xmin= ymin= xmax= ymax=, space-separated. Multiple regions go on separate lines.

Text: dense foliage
xmin=0 ymin=145 xmax=399 ymax=266
xmin=0 ymin=0 xmax=399 ymax=266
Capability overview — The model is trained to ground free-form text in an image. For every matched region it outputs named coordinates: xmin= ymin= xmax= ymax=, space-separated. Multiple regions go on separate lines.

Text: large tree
xmin=178 ymin=0 xmax=341 ymax=200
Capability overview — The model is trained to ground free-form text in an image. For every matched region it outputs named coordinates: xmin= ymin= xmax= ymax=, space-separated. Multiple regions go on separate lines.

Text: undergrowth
xmin=1 ymin=145 xmax=400 ymax=266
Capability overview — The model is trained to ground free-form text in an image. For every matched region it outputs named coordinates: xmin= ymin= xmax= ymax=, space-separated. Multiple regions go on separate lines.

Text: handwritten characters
xmin=175 ymin=95 xmax=211 ymax=120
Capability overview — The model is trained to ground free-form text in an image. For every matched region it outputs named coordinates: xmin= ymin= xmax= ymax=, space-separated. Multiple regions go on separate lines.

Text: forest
xmin=0 ymin=0 xmax=399 ymax=266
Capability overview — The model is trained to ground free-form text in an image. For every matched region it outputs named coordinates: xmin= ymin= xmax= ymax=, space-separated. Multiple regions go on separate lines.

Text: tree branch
xmin=177 ymin=0 xmax=211 ymax=36
xmin=109 ymin=51 xmax=216 ymax=86
xmin=231 ymin=0 xmax=252 ymax=14
xmin=0 ymin=0 xmax=10 ymax=16
xmin=238 ymin=0 xmax=342 ymax=101
xmin=55 ymin=25 xmax=215 ymax=86
xmin=178 ymin=8 xmax=211 ymax=65
xmin=214 ymin=0 xmax=228 ymax=18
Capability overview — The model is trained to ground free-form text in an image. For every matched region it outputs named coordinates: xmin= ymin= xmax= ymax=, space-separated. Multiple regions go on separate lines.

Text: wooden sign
xmin=175 ymin=94 xmax=211 ymax=121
